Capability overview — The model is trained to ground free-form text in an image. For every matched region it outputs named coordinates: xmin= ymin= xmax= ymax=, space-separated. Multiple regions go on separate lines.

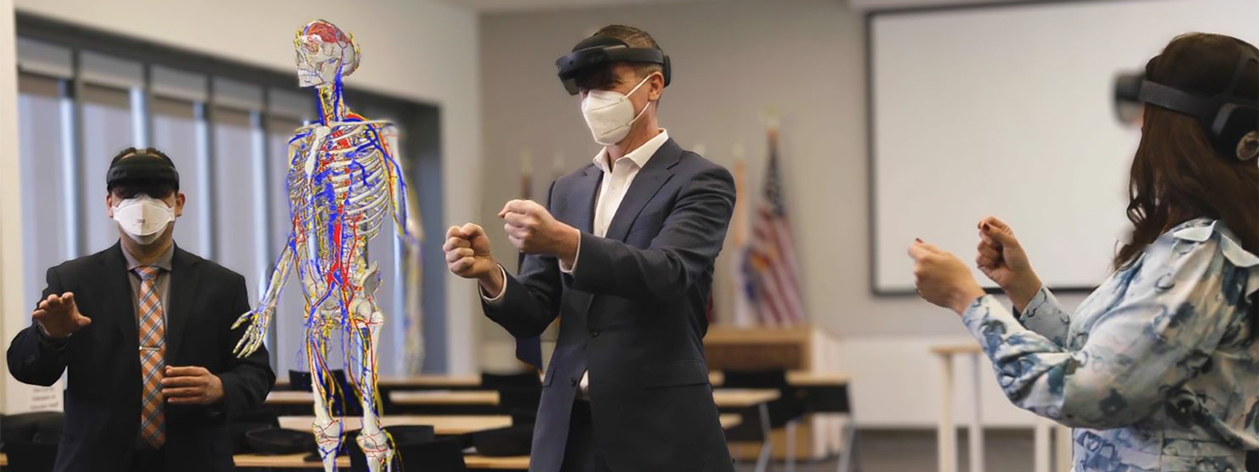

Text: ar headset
xmin=106 ymin=148 xmax=180 ymax=190
xmin=1138 ymin=49 xmax=1259 ymax=161
xmin=555 ymin=34 xmax=671 ymax=96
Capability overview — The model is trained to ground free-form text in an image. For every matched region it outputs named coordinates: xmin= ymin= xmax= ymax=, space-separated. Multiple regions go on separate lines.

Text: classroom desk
xmin=269 ymin=388 xmax=780 ymax=410
xmin=274 ymin=375 xmax=482 ymax=390
xmin=708 ymin=370 xmax=851 ymax=387
xmin=931 ymin=343 xmax=1067 ymax=472
xmin=0 ymin=450 xmax=529 ymax=470
xmin=231 ymin=452 xmax=530 ymax=470
xmin=277 ymin=415 xmax=512 ymax=436
xmin=390 ymin=390 xmax=500 ymax=407
xmin=710 ymin=388 xmax=780 ymax=409
xmin=931 ymin=343 xmax=985 ymax=472
xmin=710 ymin=389 xmax=780 ymax=472
xmin=273 ymin=371 xmax=848 ymax=391
xmin=0 ymin=417 xmax=745 ymax=471
xmin=711 ymin=372 xmax=855 ymax=472
xmin=236 ymin=414 xmax=741 ymax=470
xmin=266 ymin=389 xmax=776 ymax=471
xmin=275 ymin=413 xmax=742 ymax=432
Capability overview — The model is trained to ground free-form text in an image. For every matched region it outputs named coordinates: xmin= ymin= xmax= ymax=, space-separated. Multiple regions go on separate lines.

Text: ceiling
xmin=436 ymin=0 xmax=766 ymax=13
xmin=436 ymin=0 xmax=1032 ymax=14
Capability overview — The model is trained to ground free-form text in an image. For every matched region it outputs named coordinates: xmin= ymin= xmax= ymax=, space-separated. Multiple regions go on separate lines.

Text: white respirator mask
xmin=111 ymin=195 xmax=175 ymax=245
xmin=580 ymin=74 xmax=654 ymax=146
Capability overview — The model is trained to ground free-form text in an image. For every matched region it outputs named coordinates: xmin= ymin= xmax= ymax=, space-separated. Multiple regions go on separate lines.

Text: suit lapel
xmin=165 ymin=245 xmax=200 ymax=362
xmin=569 ymin=166 xmax=601 ymax=234
xmin=99 ymin=243 xmax=139 ymax=351
xmin=603 ymin=138 xmax=682 ymax=242
xmin=564 ymin=165 xmax=604 ymax=319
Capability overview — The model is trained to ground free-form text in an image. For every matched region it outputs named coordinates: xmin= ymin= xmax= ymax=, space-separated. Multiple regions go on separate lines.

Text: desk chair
xmin=466 ymin=425 xmax=533 ymax=457
xmin=450 ymin=386 xmax=538 ymax=456
xmin=799 ymin=384 xmax=859 ymax=472
xmin=349 ymin=427 xmax=465 ymax=472
xmin=0 ymin=411 xmax=64 ymax=446
xmin=479 ymin=371 xmax=541 ymax=389
xmin=723 ymin=369 xmax=806 ymax=472
xmin=289 ymin=369 xmax=364 ymax=416
xmin=229 ymin=409 xmax=281 ymax=454
xmin=1 ymin=411 xmax=63 ymax=472
xmin=497 ymin=386 xmax=542 ymax=424
xmin=4 ymin=441 xmax=58 ymax=472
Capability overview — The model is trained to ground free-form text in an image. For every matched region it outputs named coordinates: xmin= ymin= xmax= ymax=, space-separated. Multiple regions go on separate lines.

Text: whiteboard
xmin=871 ymin=0 xmax=1259 ymax=293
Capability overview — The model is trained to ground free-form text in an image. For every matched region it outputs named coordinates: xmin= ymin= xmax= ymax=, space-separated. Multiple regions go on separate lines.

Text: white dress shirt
xmin=484 ymin=129 xmax=670 ymax=397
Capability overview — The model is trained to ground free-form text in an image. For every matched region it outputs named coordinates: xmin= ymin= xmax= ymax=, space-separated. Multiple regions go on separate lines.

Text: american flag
xmin=744 ymin=129 xmax=805 ymax=326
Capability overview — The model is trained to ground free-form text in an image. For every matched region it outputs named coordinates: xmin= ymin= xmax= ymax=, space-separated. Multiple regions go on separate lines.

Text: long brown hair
xmin=1115 ymin=33 xmax=1259 ymax=269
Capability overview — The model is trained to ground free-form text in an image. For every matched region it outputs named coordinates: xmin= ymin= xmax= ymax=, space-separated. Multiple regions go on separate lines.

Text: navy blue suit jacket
xmin=483 ymin=138 xmax=737 ymax=472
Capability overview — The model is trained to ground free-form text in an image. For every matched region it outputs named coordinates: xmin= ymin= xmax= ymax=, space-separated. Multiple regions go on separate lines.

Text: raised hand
xmin=32 ymin=292 xmax=91 ymax=339
xmin=498 ymin=200 xmax=579 ymax=262
xmin=909 ymin=239 xmax=986 ymax=315
xmin=975 ymin=216 xmax=1041 ymax=310
xmin=230 ymin=305 xmax=273 ymax=358
xmin=444 ymin=223 xmax=497 ymax=279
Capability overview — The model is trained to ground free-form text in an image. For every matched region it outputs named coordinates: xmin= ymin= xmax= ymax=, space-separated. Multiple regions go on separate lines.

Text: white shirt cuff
xmin=559 ymin=234 xmax=581 ymax=274
xmin=481 ymin=265 xmax=508 ymax=305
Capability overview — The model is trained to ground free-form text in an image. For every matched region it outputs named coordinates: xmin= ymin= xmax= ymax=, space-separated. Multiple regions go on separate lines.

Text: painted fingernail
xmin=915 ymin=238 xmax=923 ymax=243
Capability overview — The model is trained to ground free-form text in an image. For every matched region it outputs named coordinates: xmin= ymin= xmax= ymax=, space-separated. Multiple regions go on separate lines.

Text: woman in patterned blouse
xmin=909 ymin=33 xmax=1259 ymax=471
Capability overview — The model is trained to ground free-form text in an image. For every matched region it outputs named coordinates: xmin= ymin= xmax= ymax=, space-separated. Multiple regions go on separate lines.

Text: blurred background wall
xmin=476 ymin=0 xmax=1087 ymax=426
xmin=2 ymin=0 xmax=1254 ymax=433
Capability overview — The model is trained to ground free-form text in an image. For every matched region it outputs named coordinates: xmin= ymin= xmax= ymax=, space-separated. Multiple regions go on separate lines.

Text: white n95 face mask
xmin=581 ymin=74 xmax=654 ymax=146
xmin=112 ymin=195 xmax=175 ymax=245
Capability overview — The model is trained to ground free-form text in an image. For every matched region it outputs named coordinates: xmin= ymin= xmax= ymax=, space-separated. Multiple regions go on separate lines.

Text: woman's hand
xmin=975 ymin=217 xmax=1042 ymax=311
xmin=909 ymin=239 xmax=987 ymax=315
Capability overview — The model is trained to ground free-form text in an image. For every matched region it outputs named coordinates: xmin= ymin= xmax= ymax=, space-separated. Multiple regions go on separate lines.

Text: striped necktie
xmin=135 ymin=266 xmax=166 ymax=449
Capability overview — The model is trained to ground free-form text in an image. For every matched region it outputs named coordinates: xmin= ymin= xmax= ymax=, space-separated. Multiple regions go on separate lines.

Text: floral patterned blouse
xmin=963 ymin=218 xmax=1259 ymax=472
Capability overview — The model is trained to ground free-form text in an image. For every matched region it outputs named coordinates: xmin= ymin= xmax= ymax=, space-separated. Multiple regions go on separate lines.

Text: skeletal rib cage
xmin=281 ymin=105 xmax=411 ymax=464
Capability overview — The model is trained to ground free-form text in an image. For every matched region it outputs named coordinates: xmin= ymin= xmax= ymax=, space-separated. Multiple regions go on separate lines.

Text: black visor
xmin=556 ymin=35 xmax=670 ymax=95
xmin=107 ymin=151 xmax=180 ymax=190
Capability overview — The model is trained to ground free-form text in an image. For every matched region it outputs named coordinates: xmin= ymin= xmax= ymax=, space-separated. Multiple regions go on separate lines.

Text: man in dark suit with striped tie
xmin=7 ymin=147 xmax=275 ymax=472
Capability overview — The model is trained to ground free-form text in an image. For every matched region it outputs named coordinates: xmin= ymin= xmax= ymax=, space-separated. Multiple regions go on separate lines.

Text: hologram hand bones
xmin=231 ymin=19 xmax=418 ymax=472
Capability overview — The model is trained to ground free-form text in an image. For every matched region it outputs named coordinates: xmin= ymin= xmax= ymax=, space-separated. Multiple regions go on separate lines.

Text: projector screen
xmin=870 ymin=0 xmax=1259 ymax=294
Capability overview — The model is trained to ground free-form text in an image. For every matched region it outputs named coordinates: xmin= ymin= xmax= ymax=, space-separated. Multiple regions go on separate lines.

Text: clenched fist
xmin=498 ymin=199 xmax=579 ymax=264
xmin=444 ymin=223 xmax=505 ymax=296
xmin=975 ymin=216 xmax=1042 ymax=311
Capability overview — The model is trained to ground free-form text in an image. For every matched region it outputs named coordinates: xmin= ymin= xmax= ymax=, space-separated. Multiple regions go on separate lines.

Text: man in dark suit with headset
xmin=7 ymin=147 xmax=275 ymax=472
xmin=444 ymin=25 xmax=736 ymax=472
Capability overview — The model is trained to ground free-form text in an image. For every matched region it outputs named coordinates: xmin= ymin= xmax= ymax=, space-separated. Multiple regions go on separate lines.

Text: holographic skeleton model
xmin=232 ymin=19 xmax=418 ymax=472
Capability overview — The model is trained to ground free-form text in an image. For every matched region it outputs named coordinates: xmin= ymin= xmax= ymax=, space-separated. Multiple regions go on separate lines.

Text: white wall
xmin=847 ymin=0 xmax=1033 ymax=11
xmin=478 ymin=0 xmax=1092 ymax=425
xmin=0 ymin=0 xmax=34 ymax=413
xmin=3 ymin=0 xmax=483 ymax=394
xmin=871 ymin=0 xmax=1257 ymax=293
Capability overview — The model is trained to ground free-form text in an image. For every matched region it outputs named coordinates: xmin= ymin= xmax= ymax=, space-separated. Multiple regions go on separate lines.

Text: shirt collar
xmin=592 ymin=129 xmax=670 ymax=173
xmin=1171 ymin=218 xmax=1259 ymax=268
xmin=122 ymin=243 xmax=175 ymax=273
